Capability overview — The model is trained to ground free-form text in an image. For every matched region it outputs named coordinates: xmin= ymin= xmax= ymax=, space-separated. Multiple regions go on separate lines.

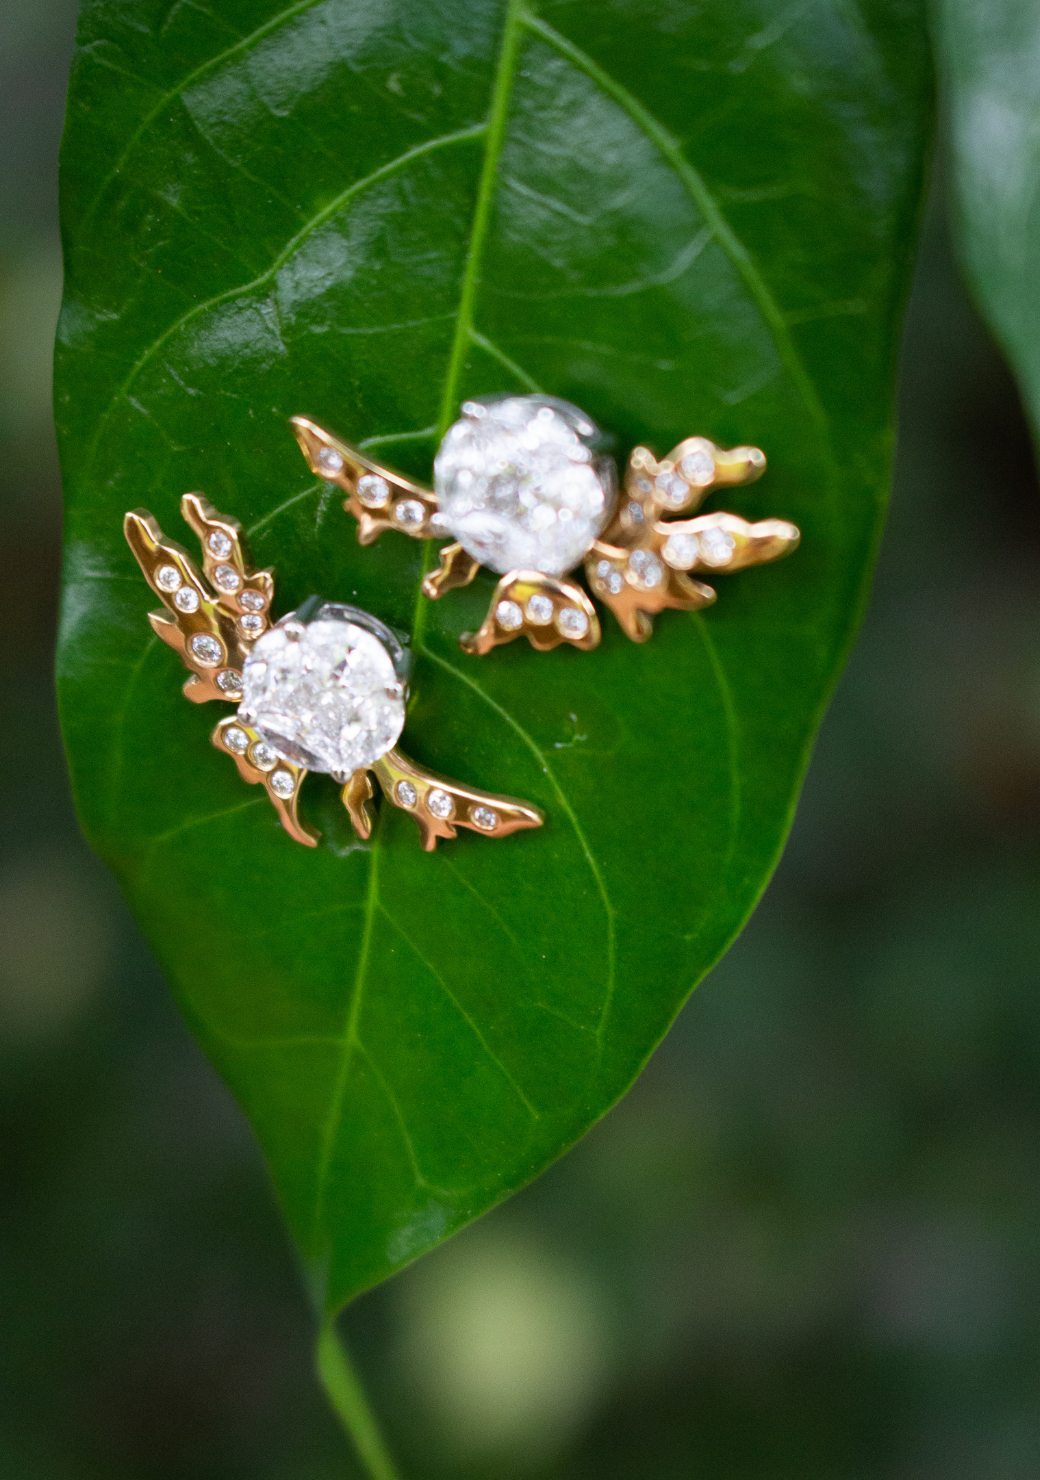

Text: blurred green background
xmin=4 ymin=4 xmax=1040 ymax=1476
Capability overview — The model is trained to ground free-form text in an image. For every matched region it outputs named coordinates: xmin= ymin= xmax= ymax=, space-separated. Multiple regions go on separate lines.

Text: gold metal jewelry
xmin=291 ymin=395 xmax=799 ymax=656
xmin=123 ymin=497 xmax=545 ymax=849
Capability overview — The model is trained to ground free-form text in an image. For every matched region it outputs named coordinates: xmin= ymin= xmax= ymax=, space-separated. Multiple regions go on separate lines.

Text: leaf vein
xmin=519 ymin=11 xmax=832 ymax=447
xmin=418 ymin=643 xmax=617 ymax=1050
xmin=80 ymin=122 xmax=488 ymax=484
xmin=379 ymin=905 xmax=540 ymax=1122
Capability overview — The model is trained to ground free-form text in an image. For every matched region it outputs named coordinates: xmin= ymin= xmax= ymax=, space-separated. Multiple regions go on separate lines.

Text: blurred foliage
xmin=2 ymin=2 xmax=1040 ymax=1477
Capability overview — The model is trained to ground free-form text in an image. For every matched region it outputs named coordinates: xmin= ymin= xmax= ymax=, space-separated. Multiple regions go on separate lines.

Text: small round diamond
xmin=223 ymin=725 xmax=249 ymax=753
xmin=213 ymin=563 xmax=240 ymax=592
xmin=427 ymin=788 xmax=453 ymax=819
xmin=495 ymin=599 xmax=524 ymax=631
xmin=240 ymin=613 xmax=264 ymax=636
xmin=269 ymin=768 xmax=296 ymax=799
xmin=699 ymin=528 xmax=736 ymax=566
xmin=681 ymin=447 xmax=716 ymax=485
xmin=663 ymin=532 xmax=700 ymax=569
xmin=190 ymin=632 xmax=223 ymax=665
xmin=240 ymin=588 xmax=265 ymax=612
xmin=250 ymin=741 xmax=277 ymax=771
xmin=156 ymin=564 xmax=181 ymax=592
xmin=470 ymin=805 xmax=498 ymax=830
xmin=556 ymin=606 xmax=589 ymax=640
xmin=207 ymin=530 xmax=233 ymax=558
xmin=174 ymin=586 xmax=200 ymax=613
xmin=627 ymin=549 xmax=664 ymax=588
xmin=216 ymin=669 xmax=242 ymax=695
xmin=317 ymin=446 xmax=344 ymax=475
xmin=394 ymin=499 xmax=426 ymax=527
xmin=656 ymin=471 xmax=690 ymax=507
xmin=526 ymin=593 xmax=554 ymax=625
xmin=357 ymin=473 xmax=390 ymax=508
xmin=395 ymin=780 xmax=417 ymax=807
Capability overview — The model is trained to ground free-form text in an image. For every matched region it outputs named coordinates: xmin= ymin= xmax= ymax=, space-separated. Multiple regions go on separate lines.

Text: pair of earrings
xmin=125 ymin=394 xmax=799 ymax=851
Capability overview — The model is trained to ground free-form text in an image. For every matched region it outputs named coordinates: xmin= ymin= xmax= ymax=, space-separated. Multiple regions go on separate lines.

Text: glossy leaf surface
xmin=56 ymin=0 xmax=930 ymax=1313
xmin=937 ymin=0 xmax=1040 ymax=433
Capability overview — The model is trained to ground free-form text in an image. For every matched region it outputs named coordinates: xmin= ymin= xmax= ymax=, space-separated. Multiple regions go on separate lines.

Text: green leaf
xmin=56 ymin=0 xmax=931 ymax=1315
xmin=936 ymin=0 xmax=1040 ymax=432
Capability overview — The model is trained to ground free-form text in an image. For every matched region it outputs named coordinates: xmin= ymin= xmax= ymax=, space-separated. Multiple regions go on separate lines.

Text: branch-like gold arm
xmin=460 ymin=571 xmax=601 ymax=656
xmin=603 ymin=436 xmax=767 ymax=543
xmin=420 ymin=542 xmax=481 ymax=599
xmin=212 ymin=715 xmax=318 ymax=847
xmin=589 ymin=438 xmax=799 ymax=640
xmin=124 ymin=496 xmax=274 ymax=702
xmin=343 ymin=747 xmax=545 ymax=852
xmin=291 ymin=415 xmax=438 ymax=545
xmin=585 ymin=538 xmax=716 ymax=642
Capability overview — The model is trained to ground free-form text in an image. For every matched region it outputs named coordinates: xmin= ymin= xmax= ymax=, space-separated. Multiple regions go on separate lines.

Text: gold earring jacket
xmin=291 ymin=394 xmax=800 ymax=656
xmin=123 ymin=495 xmax=545 ymax=850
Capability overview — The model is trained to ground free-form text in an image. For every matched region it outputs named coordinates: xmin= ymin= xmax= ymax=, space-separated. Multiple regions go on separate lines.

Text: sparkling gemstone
xmin=240 ymin=613 xmax=264 ymax=635
xmin=470 ymin=805 xmax=498 ymax=830
xmin=174 ymin=586 xmax=200 ymax=613
xmin=317 ymin=446 xmax=344 ymax=475
xmin=394 ymin=499 xmax=426 ymax=527
xmin=627 ymin=549 xmax=664 ymax=588
xmin=656 ymin=471 xmax=690 ymax=507
xmin=250 ymin=741 xmax=278 ymax=770
xmin=556 ymin=606 xmax=589 ymax=639
xmin=699 ymin=527 xmax=736 ymax=566
xmin=526 ymin=593 xmax=554 ymax=625
xmin=427 ymin=787 xmax=453 ymax=819
xmin=663 ymin=532 xmax=700 ymax=569
xmin=269 ymin=768 xmax=296 ymax=799
xmin=238 ymin=612 xmax=406 ymax=779
xmin=156 ymin=564 xmax=181 ymax=592
xmin=190 ymin=632 xmax=223 ymax=665
xmin=217 ymin=668 xmax=243 ymax=694
xmin=495 ymin=599 xmax=524 ymax=631
xmin=207 ymin=530 xmax=233 ymax=558
xmin=223 ymin=725 xmax=249 ymax=753
xmin=213 ymin=563 xmax=240 ymax=592
xmin=681 ymin=447 xmax=716 ymax=485
xmin=357 ymin=473 xmax=391 ymax=508
xmin=395 ymin=780 xmax=417 ymax=807
xmin=434 ymin=395 xmax=615 ymax=576
xmin=240 ymin=589 xmax=265 ymax=612
xmin=595 ymin=559 xmax=624 ymax=596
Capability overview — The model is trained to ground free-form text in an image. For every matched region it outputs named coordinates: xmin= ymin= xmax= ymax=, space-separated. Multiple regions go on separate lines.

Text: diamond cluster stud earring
xmin=291 ymin=394 xmax=800 ymax=656
xmin=123 ymin=497 xmax=545 ymax=849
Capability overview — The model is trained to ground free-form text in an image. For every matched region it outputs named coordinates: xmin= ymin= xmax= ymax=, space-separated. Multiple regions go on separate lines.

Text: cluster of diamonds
xmin=238 ymin=615 xmax=405 ymax=780
xmin=391 ymin=779 xmax=498 ymax=831
xmin=493 ymin=593 xmax=589 ymax=640
xmin=221 ymin=724 xmax=297 ymax=799
xmin=433 ymin=397 xmax=615 ymax=577
xmin=316 ymin=446 xmax=428 ymax=531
